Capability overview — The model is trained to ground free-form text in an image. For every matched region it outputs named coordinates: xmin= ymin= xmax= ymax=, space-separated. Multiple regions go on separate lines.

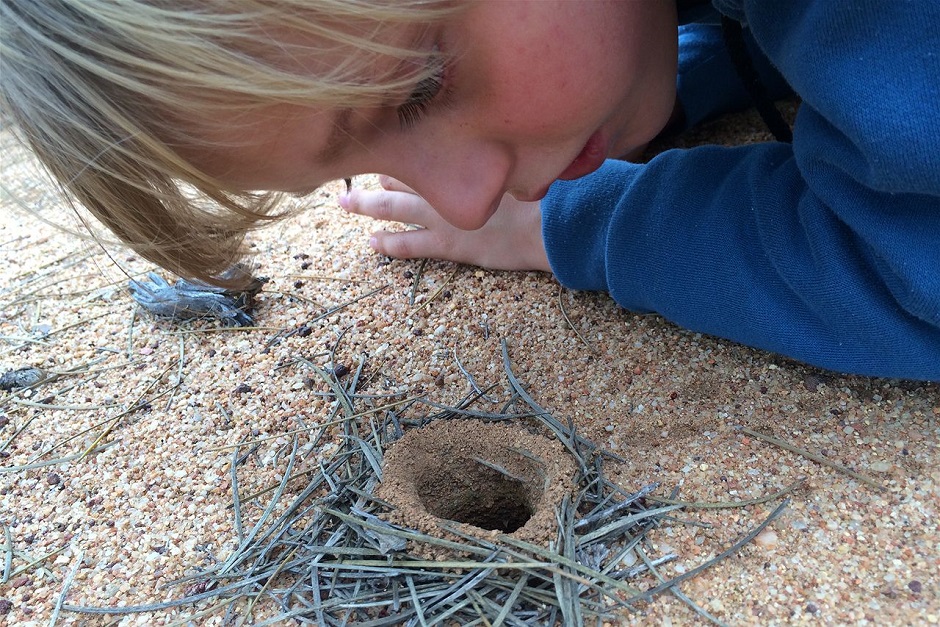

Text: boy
xmin=2 ymin=1 xmax=938 ymax=379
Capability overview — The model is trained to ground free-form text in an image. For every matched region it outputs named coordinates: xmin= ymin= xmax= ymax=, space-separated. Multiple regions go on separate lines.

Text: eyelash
xmin=397 ymin=52 xmax=449 ymax=130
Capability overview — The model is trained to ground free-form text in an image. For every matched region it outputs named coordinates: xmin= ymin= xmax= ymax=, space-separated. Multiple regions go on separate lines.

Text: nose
xmin=391 ymin=136 xmax=512 ymax=231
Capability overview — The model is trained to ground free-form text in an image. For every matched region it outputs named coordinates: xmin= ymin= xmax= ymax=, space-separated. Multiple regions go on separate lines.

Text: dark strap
xmin=720 ymin=15 xmax=793 ymax=143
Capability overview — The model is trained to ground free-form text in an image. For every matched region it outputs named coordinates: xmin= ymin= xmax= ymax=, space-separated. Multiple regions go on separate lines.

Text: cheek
xmin=484 ymin=54 xmax=599 ymax=137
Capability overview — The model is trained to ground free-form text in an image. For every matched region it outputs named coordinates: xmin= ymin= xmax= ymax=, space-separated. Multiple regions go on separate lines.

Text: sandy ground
xmin=0 ymin=106 xmax=938 ymax=626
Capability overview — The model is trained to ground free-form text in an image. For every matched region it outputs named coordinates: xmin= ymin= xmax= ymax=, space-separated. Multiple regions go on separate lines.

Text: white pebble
xmin=754 ymin=529 xmax=779 ymax=548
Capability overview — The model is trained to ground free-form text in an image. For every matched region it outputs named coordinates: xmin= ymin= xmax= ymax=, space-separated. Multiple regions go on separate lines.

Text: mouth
xmin=557 ymin=130 xmax=608 ymax=181
xmin=510 ymin=130 xmax=610 ymax=202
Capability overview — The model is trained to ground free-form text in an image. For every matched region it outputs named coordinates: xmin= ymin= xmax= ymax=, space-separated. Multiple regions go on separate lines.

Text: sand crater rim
xmin=379 ymin=419 xmax=577 ymax=544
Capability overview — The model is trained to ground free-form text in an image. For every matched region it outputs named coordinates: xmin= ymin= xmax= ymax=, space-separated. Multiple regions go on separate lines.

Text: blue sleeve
xmin=541 ymin=0 xmax=940 ymax=380
xmin=676 ymin=16 xmax=791 ymax=128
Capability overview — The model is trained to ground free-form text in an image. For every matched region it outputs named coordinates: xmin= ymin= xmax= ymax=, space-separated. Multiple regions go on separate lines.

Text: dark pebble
xmin=46 ymin=473 xmax=61 ymax=486
xmin=803 ymin=374 xmax=824 ymax=392
xmin=908 ymin=580 xmax=922 ymax=594
xmin=0 ymin=599 xmax=11 ymax=614
xmin=805 ymin=602 xmax=819 ymax=614
xmin=233 ymin=384 xmax=252 ymax=395
xmin=332 ymin=364 xmax=350 ymax=379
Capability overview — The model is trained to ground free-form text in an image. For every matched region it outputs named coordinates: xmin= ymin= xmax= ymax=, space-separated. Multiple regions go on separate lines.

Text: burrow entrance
xmin=378 ymin=419 xmax=576 ymax=544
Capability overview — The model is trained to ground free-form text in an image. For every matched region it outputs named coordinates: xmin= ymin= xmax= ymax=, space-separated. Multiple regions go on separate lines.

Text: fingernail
xmin=338 ymin=193 xmax=349 ymax=209
xmin=368 ymin=236 xmax=378 ymax=249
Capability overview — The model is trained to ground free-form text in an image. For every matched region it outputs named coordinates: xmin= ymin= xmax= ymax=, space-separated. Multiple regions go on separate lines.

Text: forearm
xmin=541 ymin=145 xmax=940 ymax=380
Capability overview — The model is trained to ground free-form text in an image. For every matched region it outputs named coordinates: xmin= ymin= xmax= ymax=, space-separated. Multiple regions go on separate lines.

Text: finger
xmin=378 ymin=175 xmax=417 ymax=194
xmin=369 ymin=228 xmax=452 ymax=261
xmin=343 ymin=188 xmax=437 ymax=226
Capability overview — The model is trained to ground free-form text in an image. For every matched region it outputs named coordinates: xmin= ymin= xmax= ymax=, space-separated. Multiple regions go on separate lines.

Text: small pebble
xmin=908 ymin=580 xmax=923 ymax=594
xmin=754 ymin=529 xmax=779 ymax=548
xmin=46 ymin=472 xmax=61 ymax=486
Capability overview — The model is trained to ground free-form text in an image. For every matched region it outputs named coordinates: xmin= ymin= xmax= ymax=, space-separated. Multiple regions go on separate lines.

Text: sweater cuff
xmin=541 ymin=159 xmax=643 ymax=293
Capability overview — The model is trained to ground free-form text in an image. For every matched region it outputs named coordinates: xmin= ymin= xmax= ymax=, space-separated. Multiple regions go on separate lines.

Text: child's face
xmin=190 ymin=1 xmax=678 ymax=229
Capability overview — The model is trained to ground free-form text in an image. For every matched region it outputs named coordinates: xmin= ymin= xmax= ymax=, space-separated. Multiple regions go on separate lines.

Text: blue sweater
xmin=541 ymin=0 xmax=940 ymax=380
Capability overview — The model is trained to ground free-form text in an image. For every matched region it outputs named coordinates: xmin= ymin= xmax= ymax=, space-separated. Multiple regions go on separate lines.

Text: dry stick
xmin=454 ymin=348 xmax=499 ymax=403
xmin=26 ymin=394 xmax=148 ymax=464
xmin=49 ymin=549 xmax=84 ymax=627
xmin=2 ymin=524 xmax=12 ymax=584
xmin=9 ymin=398 xmax=114 ymax=411
xmin=0 ymin=356 xmax=123 ymax=417
xmin=0 ymin=413 xmax=38 ymax=454
xmin=11 ymin=273 xmax=142 ymax=302
xmin=0 ymin=249 xmax=93 ymax=306
xmin=165 ymin=598 xmax=238 ymax=627
xmin=205 ymin=395 xmax=423 ymax=453
xmin=626 ymin=499 xmax=789 ymax=604
xmin=635 ymin=544 xmax=727 ymax=627
xmin=0 ymin=444 xmax=119 ymax=474
xmin=4 ymin=272 xmax=129 ymax=309
xmin=166 ymin=325 xmax=284 ymax=335
xmin=409 ymin=258 xmax=429 ymax=306
xmin=557 ymin=286 xmax=598 ymax=355
xmin=500 ymin=339 xmax=591 ymax=476
xmin=125 ymin=306 xmax=137 ymax=358
xmin=741 ymin=427 xmax=883 ymax=489
xmin=412 ymin=266 xmax=460 ymax=313
xmin=245 ymin=545 xmax=301 ymax=620
xmin=45 ymin=310 xmax=113 ymax=337
xmin=308 ymin=283 xmax=390 ymax=324
xmin=82 ymin=364 xmax=179 ymax=457
xmin=8 ymin=545 xmax=69 ymax=580
xmin=230 ymin=443 xmax=245 ymax=544
xmin=289 ymin=274 xmax=374 ymax=284
xmin=164 ymin=335 xmax=186 ymax=411
xmin=648 ymin=479 xmax=805 ymax=509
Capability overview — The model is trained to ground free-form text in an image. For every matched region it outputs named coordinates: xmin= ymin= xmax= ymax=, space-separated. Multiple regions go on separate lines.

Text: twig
xmin=557 ymin=286 xmax=598 ymax=355
xmin=412 ymin=266 xmax=460 ymax=313
xmin=648 ymin=479 xmax=804 ymax=509
xmin=409 ymin=258 xmax=429 ymax=306
xmin=741 ymin=427 xmax=882 ymax=489
xmin=49 ymin=549 xmax=84 ymax=626
xmin=626 ymin=500 xmax=790 ymax=604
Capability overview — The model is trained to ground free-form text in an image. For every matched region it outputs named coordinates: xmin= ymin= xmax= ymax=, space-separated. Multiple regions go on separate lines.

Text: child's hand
xmin=340 ymin=176 xmax=551 ymax=272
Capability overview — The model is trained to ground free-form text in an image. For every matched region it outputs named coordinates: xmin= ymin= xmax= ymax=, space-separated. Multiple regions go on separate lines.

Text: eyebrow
xmin=316 ymin=107 xmax=354 ymax=165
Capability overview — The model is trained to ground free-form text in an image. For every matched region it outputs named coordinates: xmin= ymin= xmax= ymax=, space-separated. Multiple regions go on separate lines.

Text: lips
xmin=511 ymin=130 xmax=610 ymax=202
xmin=557 ymin=130 xmax=608 ymax=181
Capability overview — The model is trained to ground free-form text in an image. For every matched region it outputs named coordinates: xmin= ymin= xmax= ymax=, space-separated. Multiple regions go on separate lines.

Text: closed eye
xmin=397 ymin=49 xmax=448 ymax=129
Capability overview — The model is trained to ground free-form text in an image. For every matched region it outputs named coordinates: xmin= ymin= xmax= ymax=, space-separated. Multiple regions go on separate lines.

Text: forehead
xmin=172 ymin=22 xmax=439 ymax=190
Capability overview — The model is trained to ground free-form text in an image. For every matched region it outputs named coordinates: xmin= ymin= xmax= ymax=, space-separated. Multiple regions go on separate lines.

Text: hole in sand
xmin=379 ymin=419 xmax=576 ymax=544
xmin=416 ymin=457 xmax=539 ymax=533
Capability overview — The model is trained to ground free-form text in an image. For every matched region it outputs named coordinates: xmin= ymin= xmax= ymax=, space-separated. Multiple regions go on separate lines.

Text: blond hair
xmin=0 ymin=0 xmax=456 ymax=285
